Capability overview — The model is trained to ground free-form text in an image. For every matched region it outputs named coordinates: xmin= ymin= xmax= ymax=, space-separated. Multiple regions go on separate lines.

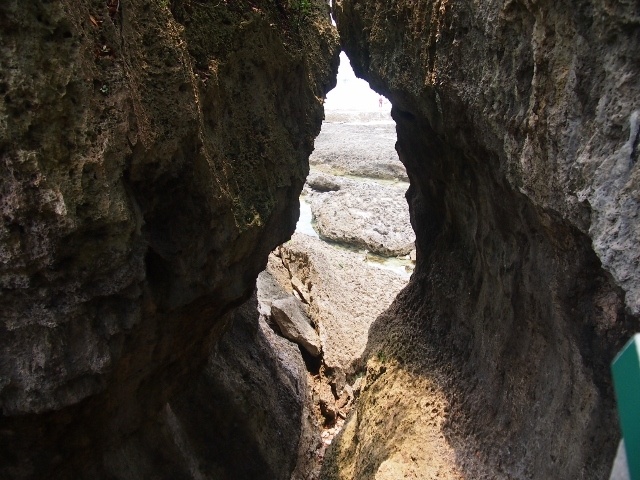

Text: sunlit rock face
xmin=0 ymin=0 xmax=338 ymax=477
xmin=324 ymin=0 xmax=640 ymax=478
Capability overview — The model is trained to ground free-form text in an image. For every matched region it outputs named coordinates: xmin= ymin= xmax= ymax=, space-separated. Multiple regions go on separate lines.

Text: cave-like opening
xmin=249 ymin=49 xmax=419 ymax=475
xmin=4 ymin=0 xmax=638 ymax=478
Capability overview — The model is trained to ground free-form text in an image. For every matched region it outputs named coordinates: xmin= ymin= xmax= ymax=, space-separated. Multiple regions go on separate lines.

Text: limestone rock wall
xmin=274 ymin=233 xmax=407 ymax=375
xmin=325 ymin=0 xmax=640 ymax=478
xmin=0 ymin=0 xmax=338 ymax=477
xmin=91 ymin=294 xmax=319 ymax=480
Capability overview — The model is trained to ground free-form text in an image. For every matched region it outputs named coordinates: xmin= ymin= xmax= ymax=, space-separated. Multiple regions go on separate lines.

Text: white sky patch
xmin=324 ymin=52 xmax=390 ymax=113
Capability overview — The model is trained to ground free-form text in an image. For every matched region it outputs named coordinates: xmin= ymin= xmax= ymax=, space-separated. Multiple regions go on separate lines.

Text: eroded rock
xmin=316 ymin=382 xmax=338 ymax=424
xmin=310 ymin=122 xmax=407 ymax=181
xmin=110 ymin=295 xmax=320 ymax=480
xmin=0 ymin=0 xmax=338 ymax=477
xmin=325 ymin=0 xmax=640 ymax=478
xmin=256 ymin=269 xmax=291 ymax=317
xmin=306 ymin=172 xmax=343 ymax=192
xmin=306 ymin=173 xmax=415 ymax=256
xmin=272 ymin=297 xmax=322 ymax=357
xmin=263 ymin=232 xmax=408 ymax=436
xmin=275 ymin=233 xmax=408 ymax=374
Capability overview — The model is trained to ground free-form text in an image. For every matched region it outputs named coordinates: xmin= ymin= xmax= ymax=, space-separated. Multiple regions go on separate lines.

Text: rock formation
xmin=309 ymin=122 xmax=407 ymax=181
xmin=274 ymin=233 xmax=407 ymax=375
xmin=272 ymin=296 xmax=322 ymax=357
xmin=305 ymin=172 xmax=415 ymax=256
xmin=0 ymin=0 xmax=337 ymax=477
xmin=2 ymin=0 xmax=640 ymax=478
xmin=323 ymin=0 xmax=640 ymax=478
xmin=264 ymin=233 xmax=409 ymax=476
xmin=148 ymin=294 xmax=320 ymax=480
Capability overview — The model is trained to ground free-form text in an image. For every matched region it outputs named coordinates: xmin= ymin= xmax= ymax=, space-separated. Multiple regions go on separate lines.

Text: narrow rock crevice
xmin=1 ymin=0 xmax=639 ymax=478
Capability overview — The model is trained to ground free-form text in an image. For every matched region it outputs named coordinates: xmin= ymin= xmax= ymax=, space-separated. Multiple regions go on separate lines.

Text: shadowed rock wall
xmin=324 ymin=0 xmax=640 ymax=478
xmin=0 ymin=0 xmax=337 ymax=477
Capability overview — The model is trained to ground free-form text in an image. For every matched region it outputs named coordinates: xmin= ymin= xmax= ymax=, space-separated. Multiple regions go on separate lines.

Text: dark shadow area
xmin=166 ymin=296 xmax=305 ymax=480
xmin=300 ymin=344 xmax=322 ymax=376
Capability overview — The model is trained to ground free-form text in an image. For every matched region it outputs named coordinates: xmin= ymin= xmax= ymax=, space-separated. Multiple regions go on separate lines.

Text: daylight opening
xmin=256 ymin=51 xmax=416 ymax=468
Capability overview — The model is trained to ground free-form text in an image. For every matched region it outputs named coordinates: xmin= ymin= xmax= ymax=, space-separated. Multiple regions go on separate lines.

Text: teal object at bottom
xmin=612 ymin=333 xmax=640 ymax=480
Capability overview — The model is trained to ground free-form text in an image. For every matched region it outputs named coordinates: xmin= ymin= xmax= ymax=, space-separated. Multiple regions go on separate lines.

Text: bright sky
xmin=324 ymin=52 xmax=390 ymax=112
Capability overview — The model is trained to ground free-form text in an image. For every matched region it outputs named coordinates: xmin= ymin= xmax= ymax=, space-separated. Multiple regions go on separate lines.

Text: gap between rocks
xmin=206 ymin=66 xmax=425 ymax=477
xmin=255 ymin=103 xmax=418 ymax=476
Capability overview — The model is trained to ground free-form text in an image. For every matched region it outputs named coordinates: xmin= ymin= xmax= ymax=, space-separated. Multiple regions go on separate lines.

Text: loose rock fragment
xmin=307 ymin=172 xmax=343 ymax=192
xmin=271 ymin=297 xmax=321 ymax=357
xmin=291 ymin=275 xmax=312 ymax=304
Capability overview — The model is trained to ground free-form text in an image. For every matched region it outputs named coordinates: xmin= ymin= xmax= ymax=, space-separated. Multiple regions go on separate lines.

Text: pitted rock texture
xmin=335 ymin=0 xmax=640 ymax=314
xmin=323 ymin=358 xmax=463 ymax=480
xmin=264 ymin=235 xmax=407 ymax=471
xmin=98 ymin=294 xmax=319 ymax=480
xmin=325 ymin=0 xmax=640 ymax=478
xmin=309 ymin=122 xmax=408 ymax=181
xmin=272 ymin=296 xmax=322 ymax=357
xmin=272 ymin=233 xmax=407 ymax=375
xmin=306 ymin=172 xmax=415 ymax=256
xmin=0 ymin=0 xmax=337 ymax=477
xmin=306 ymin=172 xmax=343 ymax=192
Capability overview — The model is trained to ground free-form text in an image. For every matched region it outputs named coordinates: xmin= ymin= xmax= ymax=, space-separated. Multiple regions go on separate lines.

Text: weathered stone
xmin=351 ymin=377 xmax=363 ymax=397
xmin=307 ymin=172 xmax=343 ymax=192
xmin=291 ymin=275 xmax=312 ymax=304
xmin=272 ymin=297 xmax=322 ymax=357
xmin=310 ymin=122 xmax=408 ymax=181
xmin=256 ymin=270 xmax=291 ymax=317
xmin=98 ymin=294 xmax=320 ymax=480
xmin=330 ymin=369 xmax=347 ymax=397
xmin=0 ymin=0 xmax=338 ymax=477
xmin=316 ymin=382 xmax=337 ymax=424
xmin=323 ymin=0 xmax=640 ymax=478
xmin=307 ymin=174 xmax=415 ymax=256
xmin=336 ymin=385 xmax=353 ymax=410
xmin=277 ymin=233 xmax=407 ymax=374
xmin=4 ymin=0 xmax=640 ymax=478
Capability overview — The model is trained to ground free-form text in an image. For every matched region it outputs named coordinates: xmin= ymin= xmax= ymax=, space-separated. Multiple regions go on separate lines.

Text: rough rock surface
xmin=324 ymin=359 xmax=463 ymax=480
xmin=306 ymin=172 xmax=415 ymax=256
xmin=306 ymin=172 xmax=343 ymax=192
xmin=310 ymin=122 xmax=408 ymax=181
xmin=115 ymin=294 xmax=319 ymax=480
xmin=264 ymin=233 xmax=409 ymax=473
xmin=256 ymin=268 xmax=293 ymax=317
xmin=272 ymin=233 xmax=407 ymax=375
xmin=0 ymin=0 xmax=337 ymax=477
xmin=272 ymin=296 xmax=322 ymax=357
xmin=324 ymin=0 xmax=640 ymax=478
xmin=260 ymin=254 xmax=353 ymax=478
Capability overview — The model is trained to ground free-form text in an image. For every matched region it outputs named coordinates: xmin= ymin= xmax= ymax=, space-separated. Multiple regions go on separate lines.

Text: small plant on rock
xmin=298 ymin=0 xmax=311 ymax=15
xmin=294 ymin=0 xmax=312 ymax=29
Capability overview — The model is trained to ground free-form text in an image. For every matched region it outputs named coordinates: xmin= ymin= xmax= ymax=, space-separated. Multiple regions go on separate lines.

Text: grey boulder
xmin=271 ymin=297 xmax=322 ymax=357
